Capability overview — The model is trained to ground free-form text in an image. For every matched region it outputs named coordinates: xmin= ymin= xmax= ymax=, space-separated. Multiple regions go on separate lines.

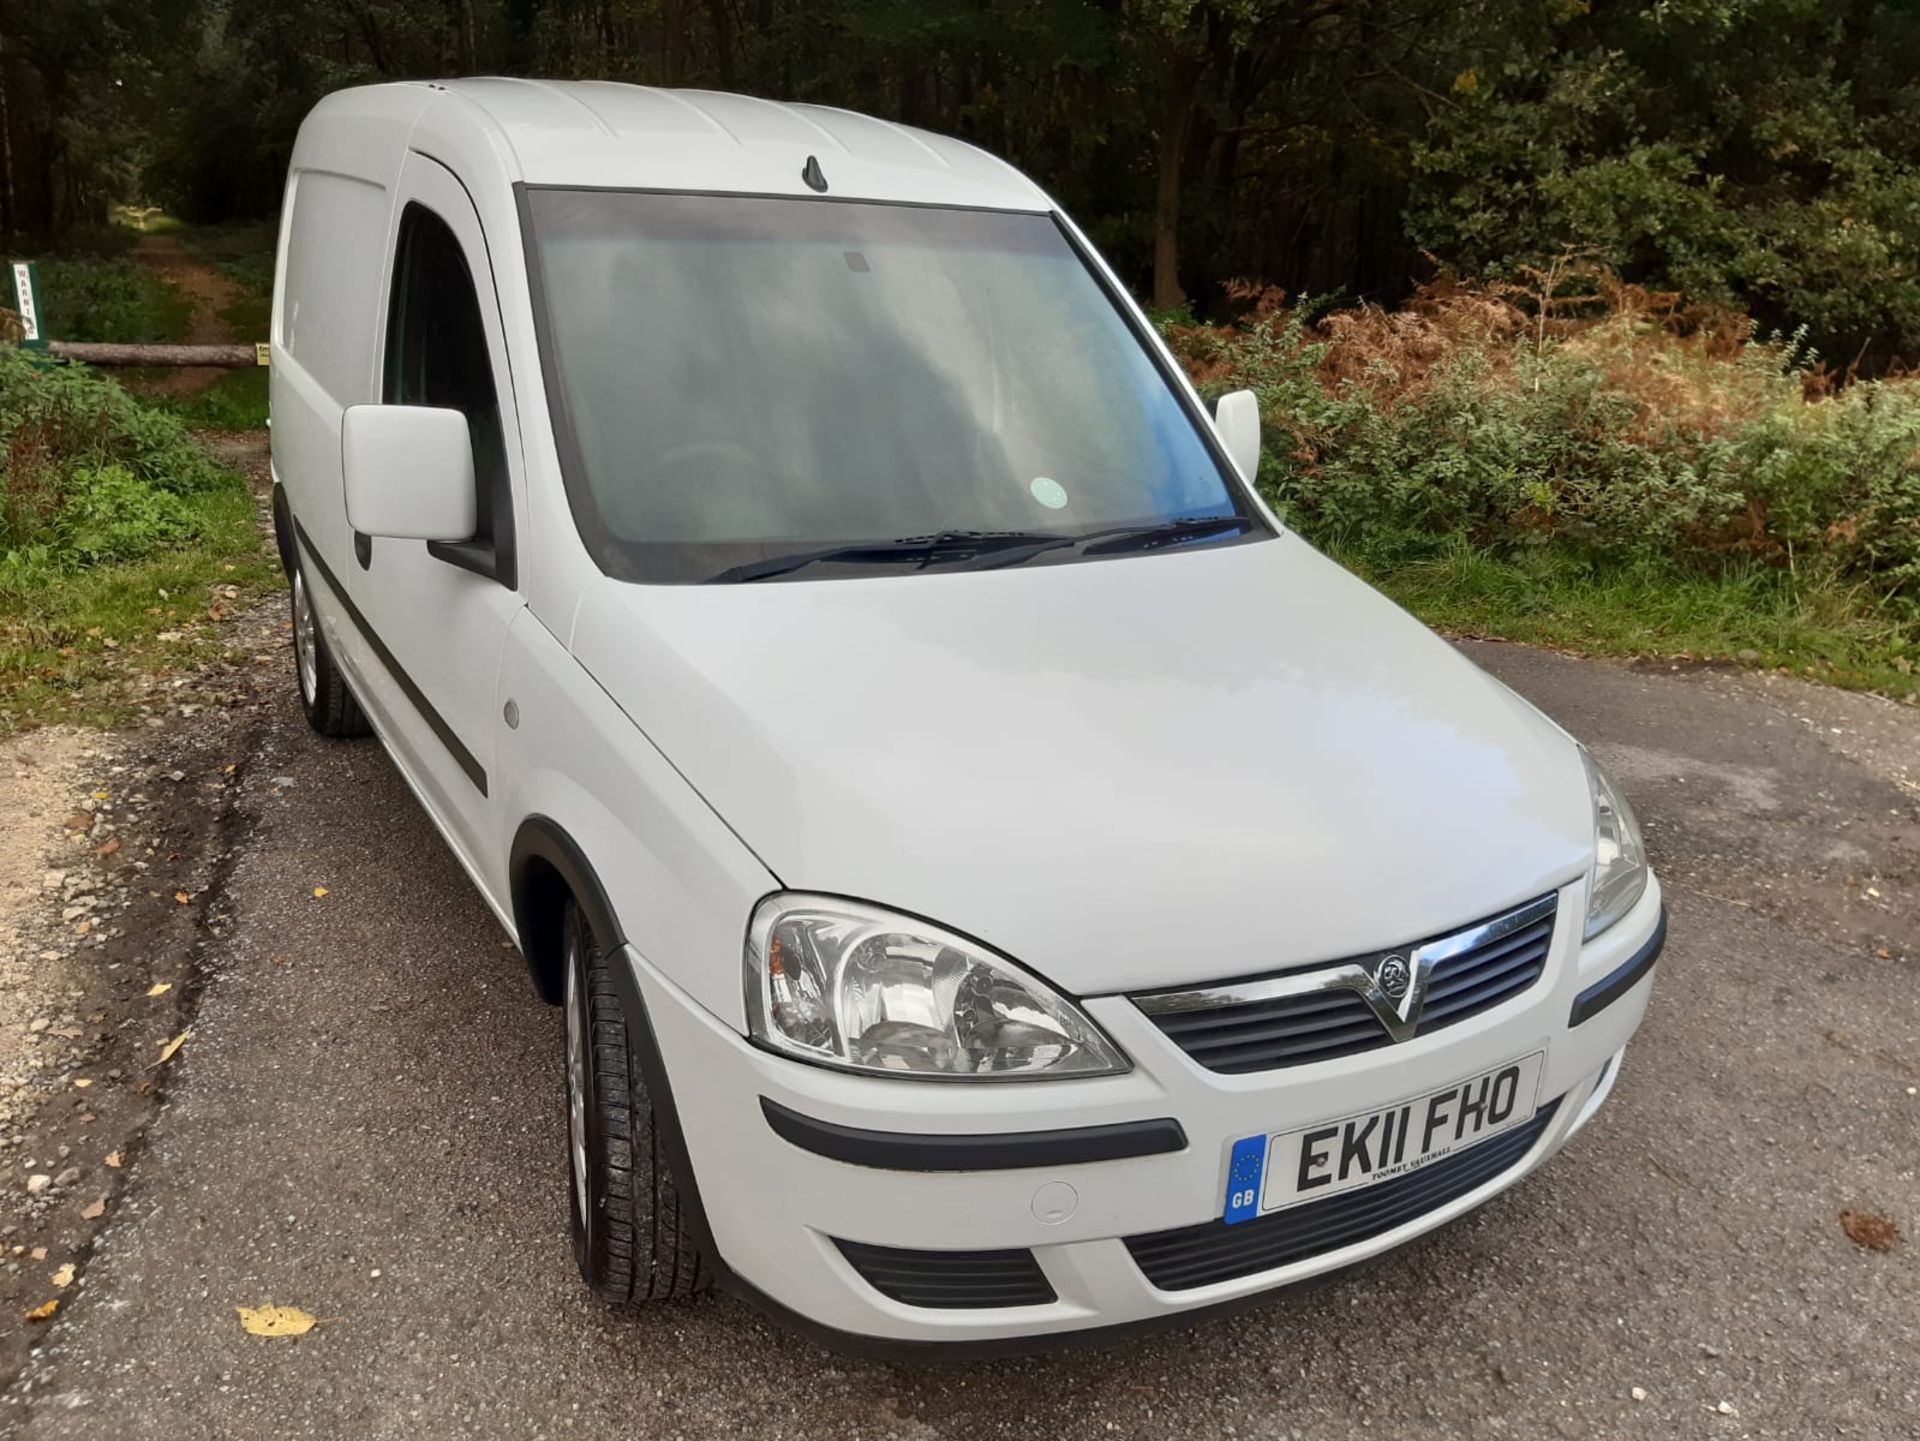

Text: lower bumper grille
xmin=834 ymin=1239 xmax=1056 ymax=1309
xmin=1124 ymin=1097 xmax=1562 ymax=1292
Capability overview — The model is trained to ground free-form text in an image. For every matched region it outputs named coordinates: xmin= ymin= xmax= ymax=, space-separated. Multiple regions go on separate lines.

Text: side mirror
xmin=341 ymin=405 xmax=477 ymax=542
xmin=1213 ymin=389 xmax=1261 ymax=482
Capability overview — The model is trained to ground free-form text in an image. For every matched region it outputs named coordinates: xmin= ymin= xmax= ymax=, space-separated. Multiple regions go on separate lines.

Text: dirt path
xmin=0 ymin=426 xmax=282 ymax=1375
xmin=126 ymin=234 xmax=245 ymax=397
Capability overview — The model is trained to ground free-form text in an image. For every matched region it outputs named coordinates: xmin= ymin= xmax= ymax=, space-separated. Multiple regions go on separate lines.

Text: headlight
xmin=1581 ymin=748 xmax=1648 ymax=939
xmin=744 ymin=895 xmax=1128 ymax=1080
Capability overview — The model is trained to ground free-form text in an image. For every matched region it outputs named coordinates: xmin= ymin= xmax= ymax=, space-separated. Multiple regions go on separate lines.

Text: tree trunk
xmin=1153 ymin=54 xmax=1203 ymax=313
xmin=0 ymin=34 xmax=13 ymax=235
xmin=47 ymin=342 xmax=260 ymax=368
xmin=710 ymin=0 xmax=735 ymax=88
xmin=663 ymin=0 xmax=687 ymax=84
xmin=448 ymin=0 xmax=478 ymax=72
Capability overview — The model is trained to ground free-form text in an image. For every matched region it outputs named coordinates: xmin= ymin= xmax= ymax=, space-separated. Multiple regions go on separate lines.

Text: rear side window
xmin=382 ymin=202 xmax=516 ymax=587
xmin=281 ymin=171 xmax=388 ymax=402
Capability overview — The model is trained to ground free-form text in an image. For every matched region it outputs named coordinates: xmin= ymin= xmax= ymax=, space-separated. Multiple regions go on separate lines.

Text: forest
xmin=3 ymin=1 xmax=1919 ymax=720
xmin=6 ymin=0 xmax=1920 ymax=366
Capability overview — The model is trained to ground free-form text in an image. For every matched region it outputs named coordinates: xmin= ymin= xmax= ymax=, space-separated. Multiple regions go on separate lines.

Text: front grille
xmin=1136 ymin=897 xmax=1557 ymax=1073
xmin=1124 ymin=1098 xmax=1561 ymax=1291
xmin=834 ymin=1239 xmax=1056 ymax=1309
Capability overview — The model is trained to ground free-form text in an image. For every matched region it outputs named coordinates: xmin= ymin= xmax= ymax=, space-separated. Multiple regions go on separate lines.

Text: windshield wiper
xmin=1071 ymin=513 xmax=1259 ymax=555
xmin=706 ymin=530 xmax=1067 ymax=584
xmin=705 ymin=515 xmax=1259 ymax=583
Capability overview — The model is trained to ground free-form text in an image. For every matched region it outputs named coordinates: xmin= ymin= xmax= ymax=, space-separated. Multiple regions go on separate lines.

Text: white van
xmin=270 ymin=79 xmax=1666 ymax=1353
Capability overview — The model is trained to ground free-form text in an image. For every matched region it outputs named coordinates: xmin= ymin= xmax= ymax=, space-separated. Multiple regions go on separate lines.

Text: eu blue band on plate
xmin=1224 ymin=1134 xmax=1267 ymax=1225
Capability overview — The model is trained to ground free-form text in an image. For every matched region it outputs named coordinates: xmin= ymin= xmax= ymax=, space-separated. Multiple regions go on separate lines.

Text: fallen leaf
xmin=96 ymin=838 xmax=120 ymax=857
xmin=311 ymin=887 xmax=328 ymax=899
xmin=51 ymin=1264 xmax=74 ymax=1288
xmin=91 ymin=791 xmax=109 ymax=802
xmin=1841 ymin=1209 xmax=1900 ymax=1252
xmin=80 ymin=1200 xmax=105 ymax=1220
xmin=72 ymin=1078 xmax=92 ymax=1089
xmin=104 ymin=1152 xmax=122 ymax=1169
xmin=153 ymin=1029 xmax=191 ymax=1066
xmin=236 ymin=1304 xmax=317 ymax=1338
xmin=146 ymin=982 xmax=172 ymax=997
xmin=24 ymin=1300 xmax=58 ymax=1323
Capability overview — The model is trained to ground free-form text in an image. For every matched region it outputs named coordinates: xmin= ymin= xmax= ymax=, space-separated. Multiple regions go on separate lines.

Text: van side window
xmin=382 ymin=201 xmax=516 ymax=587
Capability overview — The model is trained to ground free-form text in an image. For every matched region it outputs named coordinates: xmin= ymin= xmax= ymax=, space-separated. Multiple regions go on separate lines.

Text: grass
xmin=151 ymin=368 xmax=269 ymax=431
xmin=31 ymin=255 xmax=193 ymax=345
xmin=0 ymin=482 xmax=277 ymax=733
xmin=1351 ymin=542 xmax=1919 ymax=699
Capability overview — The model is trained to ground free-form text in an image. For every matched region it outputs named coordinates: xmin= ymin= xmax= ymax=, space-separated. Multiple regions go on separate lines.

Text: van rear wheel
xmin=290 ymin=563 xmax=371 ymax=738
xmin=564 ymin=899 xmax=710 ymax=1303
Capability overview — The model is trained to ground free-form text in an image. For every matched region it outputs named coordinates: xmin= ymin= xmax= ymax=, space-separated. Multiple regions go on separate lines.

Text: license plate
xmin=1223 ymin=1052 xmax=1546 ymax=1224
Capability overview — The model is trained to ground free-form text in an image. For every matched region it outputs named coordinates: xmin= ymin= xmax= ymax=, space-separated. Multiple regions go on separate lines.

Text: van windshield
xmin=522 ymin=189 xmax=1266 ymax=584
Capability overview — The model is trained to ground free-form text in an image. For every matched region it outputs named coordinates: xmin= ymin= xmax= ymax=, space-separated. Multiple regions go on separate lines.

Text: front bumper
xmin=625 ymin=879 xmax=1664 ymax=1348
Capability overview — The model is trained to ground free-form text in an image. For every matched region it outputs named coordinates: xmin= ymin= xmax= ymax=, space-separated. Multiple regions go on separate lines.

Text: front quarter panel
xmin=495 ymin=607 xmax=775 ymax=1023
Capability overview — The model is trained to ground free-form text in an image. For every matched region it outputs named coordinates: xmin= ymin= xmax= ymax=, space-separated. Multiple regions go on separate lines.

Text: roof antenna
xmin=801 ymin=155 xmax=828 ymax=193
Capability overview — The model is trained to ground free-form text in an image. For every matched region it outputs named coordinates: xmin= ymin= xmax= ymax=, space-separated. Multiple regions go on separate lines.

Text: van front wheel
xmin=289 ymin=564 xmax=371 ymax=738
xmin=564 ymin=899 xmax=710 ymax=1303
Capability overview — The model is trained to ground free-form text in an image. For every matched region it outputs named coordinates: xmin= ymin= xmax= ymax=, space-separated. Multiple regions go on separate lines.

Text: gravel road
xmin=5 ymin=640 xmax=1915 ymax=1440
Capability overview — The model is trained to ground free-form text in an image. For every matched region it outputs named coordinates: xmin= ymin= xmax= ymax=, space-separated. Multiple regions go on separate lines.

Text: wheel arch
xmin=270 ymin=482 xmax=296 ymax=577
xmin=510 ymin=815 xmax=626 ymax=1005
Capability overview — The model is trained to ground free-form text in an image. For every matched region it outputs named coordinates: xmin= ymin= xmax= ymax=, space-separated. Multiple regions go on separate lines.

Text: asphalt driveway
xmin=7 ymin=641 xmax=1916 ymax=1440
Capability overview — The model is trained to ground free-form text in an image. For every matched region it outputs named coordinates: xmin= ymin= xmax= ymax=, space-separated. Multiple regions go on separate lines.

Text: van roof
xmin=326 ymin=79 xmax=1054 ymax=212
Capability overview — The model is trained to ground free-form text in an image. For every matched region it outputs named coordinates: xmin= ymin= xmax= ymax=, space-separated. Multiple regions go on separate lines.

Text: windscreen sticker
xmin=1029 ymin=476 xmax=1069 ymax=510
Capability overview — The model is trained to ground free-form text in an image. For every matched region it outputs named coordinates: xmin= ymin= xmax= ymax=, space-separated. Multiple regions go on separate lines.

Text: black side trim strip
xmin=292 ymin=519 xmax=488 ymax=796
xmin=1570 ymin=906 xmax=1667 ymax=1026
xmin=761 ymin=1097 xmax=1187 ymax=1172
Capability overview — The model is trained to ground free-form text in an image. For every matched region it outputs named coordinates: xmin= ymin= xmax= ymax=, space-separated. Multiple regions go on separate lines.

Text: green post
xmin=5 ymin=260 xmax=47 ymax=349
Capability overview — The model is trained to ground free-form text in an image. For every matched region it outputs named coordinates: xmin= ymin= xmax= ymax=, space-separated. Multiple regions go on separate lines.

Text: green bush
xmin=30 ymin=256 xmax=192 ymax=345
xmin=1 ymin=349 xmax=224 ymax=578
xmin=1162 ymin=288 xmax=1920 ymax=623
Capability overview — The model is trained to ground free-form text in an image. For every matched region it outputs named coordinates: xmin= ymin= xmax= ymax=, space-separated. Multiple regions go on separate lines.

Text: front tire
xmin=290 ymin=563 xmax=370 ymax=738
xmin=564 ymin=899 xmax=710 ymax=1302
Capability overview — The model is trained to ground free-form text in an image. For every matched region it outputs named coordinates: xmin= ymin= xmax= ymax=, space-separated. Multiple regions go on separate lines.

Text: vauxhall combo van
xmin=271 ymin=79 xmax=1666 ymax=1352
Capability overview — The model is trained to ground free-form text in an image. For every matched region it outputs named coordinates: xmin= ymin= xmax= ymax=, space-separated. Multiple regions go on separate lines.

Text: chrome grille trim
xmin=1131 ymin=893 xmax=1560 ymax=1072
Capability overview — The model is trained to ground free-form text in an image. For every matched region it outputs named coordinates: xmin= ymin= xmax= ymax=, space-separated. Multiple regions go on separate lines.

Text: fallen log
xmin=46 ymin=341 xmax=262 ymax=368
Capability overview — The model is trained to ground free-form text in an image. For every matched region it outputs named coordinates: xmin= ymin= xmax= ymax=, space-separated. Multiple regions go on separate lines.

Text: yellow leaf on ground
xmin=24 ymin=1300 xmax=57 ymax=1323
xmin=237 ymin=1304 xmax=317 ymax=1337
xmin=174 ymin=892 xmax=191 ymax=905
xmin=104 ymin=1152 xmax=122 ymax=1169
xmin=154 ymin=1029 xmax=191 ymax=1066
xmin=311 ymin=887 xmax=328 ymax=899
xmin=81 ymin=1200 xmax=105 ymax=1220
xmin=52 ymin=1264 xmax=74 ymax=1288
xmin=146 ymin=982 xmax=172 ymax=997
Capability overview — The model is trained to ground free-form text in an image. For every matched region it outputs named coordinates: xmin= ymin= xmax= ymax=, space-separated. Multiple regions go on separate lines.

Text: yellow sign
xmin=255 ymin=342 xmax=270 ymax=367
